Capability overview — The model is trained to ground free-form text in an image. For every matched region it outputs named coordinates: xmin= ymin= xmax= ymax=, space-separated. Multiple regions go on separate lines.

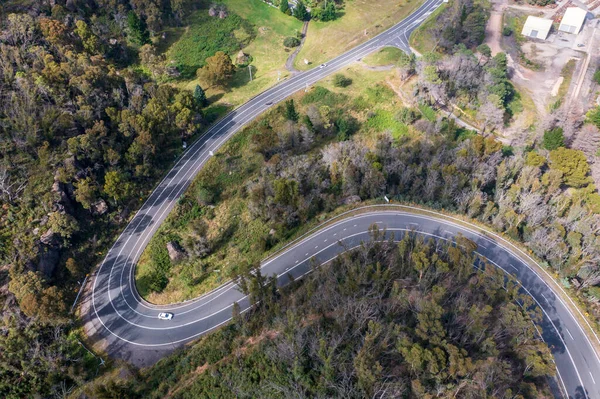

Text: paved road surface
xmin=85 ymin=1 xmax=600 ymax=397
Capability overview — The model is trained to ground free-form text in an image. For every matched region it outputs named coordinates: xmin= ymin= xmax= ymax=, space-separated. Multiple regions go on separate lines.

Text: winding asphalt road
xmin=84 ymin=1 xmax=600 ymax=397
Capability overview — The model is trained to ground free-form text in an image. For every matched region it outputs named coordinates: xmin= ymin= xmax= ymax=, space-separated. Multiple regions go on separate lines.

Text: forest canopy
xmin=100 ymin=232 xmax=554 ymax=398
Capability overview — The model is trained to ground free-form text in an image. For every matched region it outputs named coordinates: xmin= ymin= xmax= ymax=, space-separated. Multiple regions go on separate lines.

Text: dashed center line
xmin=333 ymin=233 xmax=337 ymax=236
xmin=315 ymin=245 xmax=319 ymax=249
xmin=409 ymin=222 xmax=419 ymax=226
xmin=479 ymin=243 xmax=487 ymax=249
xmin=444 ymin=230 xmax=453 ymax=235
xmin=343 ymin=228 xmax=347 ymax=231
xmin=305 ymin=252 xmax=309 ymax=256
xmin=324 ymin=239 xmax=328 ymax=243
xmin=566 ymin=328 xmax=574 ymax=340
xmin=509 ymin=264 xmax=518 ymax=271
xmin=541 ymin=293 xmax=548 ymax=302
xmin=590 ymin=371 xmax=596 ymax=384
xmin=295 ymin=260 xmax=298 ymax=264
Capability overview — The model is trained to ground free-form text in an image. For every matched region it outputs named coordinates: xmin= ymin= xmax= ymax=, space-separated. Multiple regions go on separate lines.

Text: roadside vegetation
xmin=362 ymin=46 xmax=409 ymax=67
xmin=89 ymin=234 xmax=555 ymax=398
xmin=136 ymin=67 xmax=407 ymax=302
xmin=409 ymin=0 xmax=488 ymax=55
xmin=295 ymin=0 xmax=425 ymax=69
xmin=0 ymin=1 xmax=210 ymax=397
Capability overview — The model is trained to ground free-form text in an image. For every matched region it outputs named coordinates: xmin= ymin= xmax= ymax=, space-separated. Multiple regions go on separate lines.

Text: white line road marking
xmin=305 ymin=253 xmax=309 ymax=256
xmin=315 ymin=246 xmax=319 ymax=249
xmin=343 ymin=228 xmax=347 ymax=231
xmin=541 ymin=293 xmax=548 ymax=302
xmin=409 ymin=222 xmax=419 ymax=226
xmin=566 ymin=328 xmax=574 ymax=340
xmin=333 ymin=233 xmax=337 ymax=236
xmin=324 ymin=239 xmax=328 ymax=243
xmin=353 ymin=224 xmax=357 ymax=227
xmin=509 ymin=264 xmax=518 ymax=271
xmin=479 ymin=243 xmax=487 ymax=249
xmin=295 ymin=260 xmax=298 ymax=264
xmin=376 ymin=221 xmax=383 ymax=223
xmin=444 ymin=230 xmax=453 ymax=235
xmin=590 ymin=372 xmax=596 ymax=384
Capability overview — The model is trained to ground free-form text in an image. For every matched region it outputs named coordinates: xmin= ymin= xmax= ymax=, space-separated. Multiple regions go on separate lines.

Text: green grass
xmin=419 ymin=103 xmax=437 ymax=121
xmin=167 ymin=11 xmax=255 ymax=78
xmin=171 ymin=0 xmax=302 ymax=110
xmin=409 ymin=3 xmax=448 ymax=54
xmin=295 ymin=0 xmax=424 ymax=70
xmin=366 ymin=110 xmax=409 ymax=138
xmin=362 ymin=46 xmax=405 ymax=66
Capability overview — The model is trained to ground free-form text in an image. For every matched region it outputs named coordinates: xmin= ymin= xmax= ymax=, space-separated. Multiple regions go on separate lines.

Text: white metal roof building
xmin=521 ymin=16 xmax=553 ymax=40
xmin=558 ymin=7 xmax=587 ymax=34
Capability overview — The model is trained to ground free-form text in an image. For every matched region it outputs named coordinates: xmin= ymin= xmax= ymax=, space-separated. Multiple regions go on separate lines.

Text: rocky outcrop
xmin=51 ymin=180 xmax=75 ymax=215
xmin=40 ymin=228 xmax=59 ymax=246
xmin=91 ymin=199 xmax=108 ymax=216
xmin=236 ymin=50 xmax=249 ymax=66
xmin=36 ymin=243 xmax=61 ymax=278
xmin=343 ymin=195 xmax=362 ymax=205
xmin=166 ymin=241 xmax=186 ymax=262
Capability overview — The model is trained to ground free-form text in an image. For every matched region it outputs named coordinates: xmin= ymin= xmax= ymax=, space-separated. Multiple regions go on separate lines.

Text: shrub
xmin=502 ymin=26 xmax=512 ymax=36
xmin=333 ymin=74 xmax=352 ymax=88
xmin=593 ymin=69 xmax=600 ymax=85
xmin=283 ymin=36 xmax=301 ymax=48
xmin=549 ymin=147 xmax=591 ymax=188
xmin=543 ymin=127 xmax=565 ymax=150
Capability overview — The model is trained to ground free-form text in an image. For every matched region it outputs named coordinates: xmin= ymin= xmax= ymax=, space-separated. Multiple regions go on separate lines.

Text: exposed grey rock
xmin=91 ymin=199 xmax=109 ymax=216
xmin=40 ymin=229 xmax=59 ymax=246
xmin=166 ymin=241 xmax=186 ymax=262
xmin=342 ymin=195 xmax=362 ymax=205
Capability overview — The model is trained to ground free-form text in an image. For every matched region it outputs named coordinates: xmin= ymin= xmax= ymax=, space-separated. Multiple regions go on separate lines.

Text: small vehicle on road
xmin=265 ymin=101 xmax=273 ymax=106
xmin=319 ymin=63 xmax=327 ymax=69
xmin=158 ymin=312 xmax=174 ymax=320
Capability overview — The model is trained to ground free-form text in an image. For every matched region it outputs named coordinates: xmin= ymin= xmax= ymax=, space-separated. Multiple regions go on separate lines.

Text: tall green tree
xmin=543 ymin=127 xmax=565 ymax=150
xmin=104 ymin=170 xmax=133 ymax=203
xmin=197 ymin=51 xmax=235 ymax=87
xmin=320 ymin=1 xmax=337 ymax=21
xmin=127 ymin=11 xmax=150 ymax=46
xmin=280 ymin=0 xmax=291 ymax=15
xmin=285 ymin=99 xmax=299 ymax=121
xmin=193 ymin=84 xmax=207 ymax=107
xmin=293 ymin=1 xmax=309 ymax=21
xmin=549 ymin=148 xmax=591 ymax=188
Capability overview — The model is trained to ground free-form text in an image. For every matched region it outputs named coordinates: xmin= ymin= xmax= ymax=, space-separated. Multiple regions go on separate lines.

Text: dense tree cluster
xmin=272 ymin=0 xmax=341 ymax=21
xmin=242 ymin=101 xmax=600 ymax=291
xmin=415 ymin=49 xmax=514 ymax=129
xmin=122 ymin=233 xmax=553 ymax=398
xmin=0 ymin=1 xmax=204 ymax=395
xmin=431 ymin=0 xmax=489 ymax=51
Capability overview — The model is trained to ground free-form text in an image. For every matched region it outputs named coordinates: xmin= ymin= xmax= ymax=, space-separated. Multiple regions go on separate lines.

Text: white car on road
xmin=158 ymin=312 xmax=174 ymax=320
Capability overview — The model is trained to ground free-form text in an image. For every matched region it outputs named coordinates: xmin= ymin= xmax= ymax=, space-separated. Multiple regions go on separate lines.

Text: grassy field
xmin=362 ymin=46 xmax=405 ymax=66
xmin=162 ymin=0 xmax=302 ymax=109
xmin=408 ymin=3 xmax=447 ymax=54
xmin=295 ymin=0 xmax=424 ymax=70
xmin=135 ymin=66 xmax=420 ymax=304
xmin=166 ymin=12 xmax=255 ymax=78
